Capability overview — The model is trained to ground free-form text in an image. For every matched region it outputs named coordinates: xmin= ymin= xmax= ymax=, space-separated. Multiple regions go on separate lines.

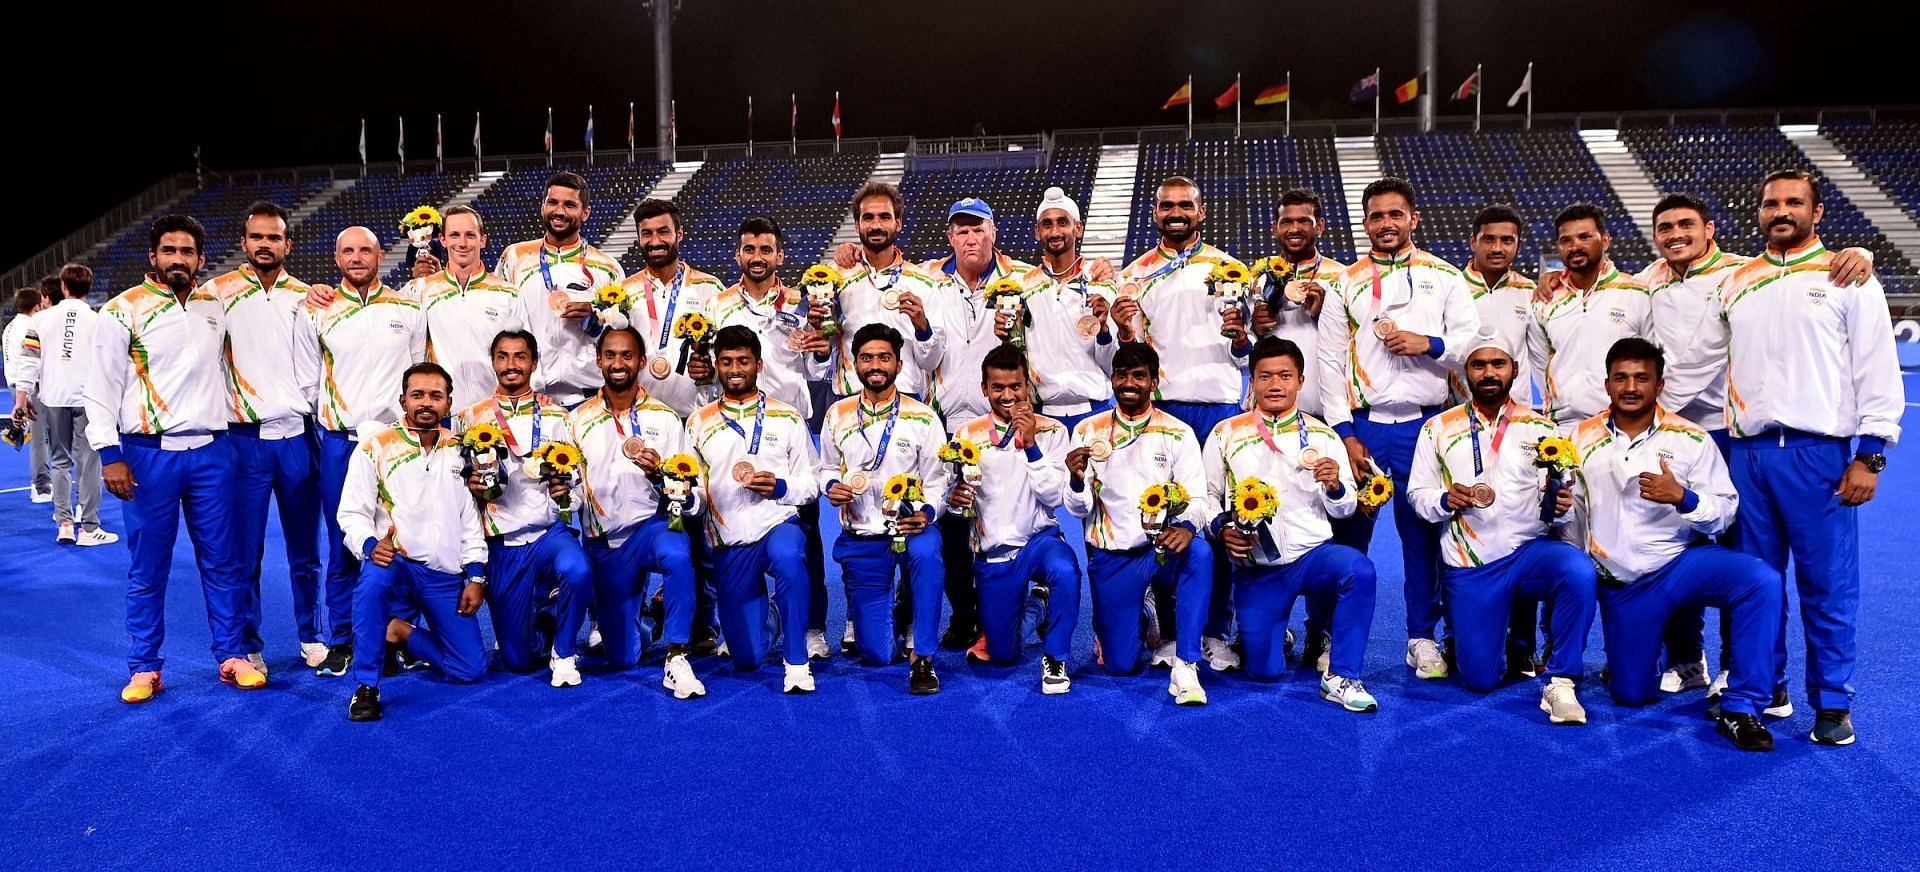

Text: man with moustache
xmin=1250 ymin=188 xmax=1347 ymax=421
xmin=414 ymin=206 xmax=529 ymax=414
xmin=1567 ymin=338 xmax=1781 ymax=751
xmin=1408 ymin=329 xmax=1597 ymax=724
xmin=1317 ymin=177 xmax=1479 ymax=681
xmin=1457 ymin=206 xmax=1538 ymax=408
xmin=618 ymin=199 xmax=728 ymax=417
xmin=455 ymin=330 xmax=594 ymax=688
xmin=818 ymin=182 xmax=944 ymax=403
xmin=1527 ymin=204 xmax=1652 ymax=426
xmin=203 ymin=202 xmax=324 ymax=670
xmin=820 ymin=324 xmax=949 ymax=693
xmin=709 ymin=217 xmax=834 ymax=659
xmin=1684 ymin=170 xmax=1903 ymax=746
xmin=1017 ymin=187 xmax=1118 ymax=434
xmin=86 ymin=215 xmax=258 ymax=701
xmin=297 ymin=226 xmax=428 ymax=678
xmin=1114 ymin=176 xmax=1253 ymax=672
xmin=341 ymin=363 xmax=490 ymax=722
xmin=567 ymin=327 xmax=706 ymax=698
xmin=499 ymin=172 xmax=626 ymax=405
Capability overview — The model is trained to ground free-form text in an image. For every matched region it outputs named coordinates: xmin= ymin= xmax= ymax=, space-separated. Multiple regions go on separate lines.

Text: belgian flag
xmin=1394 ymin=72 xmax=1427 ymax=104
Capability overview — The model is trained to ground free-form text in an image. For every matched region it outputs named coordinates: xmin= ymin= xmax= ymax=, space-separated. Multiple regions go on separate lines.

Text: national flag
xmin=473 ymin=112 xmax=482 ymax=155
xmin=831 ymin=92 xmax=842 ymax=137
xmin=1394 ymin=72 xmax=1426 ymax=104
xmin=358 ymin=118 xmax=367 ymax=165
xmin=435 ymin=114 xmax=443 ymax=160
xmin=1350 ymin=70 xmax=1380 ymax=103
xmin=1507 ymin=67 xmax=1533 ymax=108
xmin=1254 ymin=82 xmax=1291 ymax=106
xmin=627 ymin=102 xmax=636 ymax=152
xmin=586 ymin=104 xmax=595 ymax=153
xmin=1451 ymin=70 xmax=1480 ymax=101
xmin=1213 ymin=79 xmax=1240 ymax=110
xmin=544 ymin=107 xmax=553 ymax=155
xmin=1162 ymin=80 xmax=1192 ymax=110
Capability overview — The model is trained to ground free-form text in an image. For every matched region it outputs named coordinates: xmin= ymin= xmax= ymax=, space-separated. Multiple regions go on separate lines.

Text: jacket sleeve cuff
xmin=1856 ymin=435 xmax=1888 ymax=456
xmin=1334 ymin=422 xmax=1355 ymax=440
xmin=1677 ymin=489 xmax=1700 ymax=515
xmin=1325 ymin=483 xmax=1347 ymax=500
xmin=1425 ymin=336 xmax=1446 ymax=359
xmin=1023 ymin=444 xmax=1044 ymax=463
xmin=1208 ymin=512 xmax=1230 ymax=538
xmin=770 ymin=478 xmax=789 ymax=500
xmin=1229 ymin=341 xmax=1252 ymax=358
xmin=1095 ymin=330 xmax=1113 ymax=345
xmin=98 ymin=444 xmax=124 ymax=467
xmin=1172 ymin=519 xmax=1198 ymax=534
xmin=464 ymin=563 xmax=486 ymax=580
xmin=914 ymin=325 xmax=933 ymax=342
xmin=360 ymin=537 xmax=380 ymax=561
xmin=1069 ymin=475 xmax=1086 ymax=493
xmin=920 ymin=505 xmax=937 ymax=523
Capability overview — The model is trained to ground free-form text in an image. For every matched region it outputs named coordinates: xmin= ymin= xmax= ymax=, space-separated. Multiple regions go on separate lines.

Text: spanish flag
xmin=1394 ymin=72 xmax=1426 ymax=104
xmin=1254 ymin=83 xmax=1290 ymax=105
xmin=1162 ymin=80 xmax=1192 ymax=110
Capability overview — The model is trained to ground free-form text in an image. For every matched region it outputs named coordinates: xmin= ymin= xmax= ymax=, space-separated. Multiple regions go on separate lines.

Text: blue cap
xmin=947 ymin=197 xmax=994 ymax=223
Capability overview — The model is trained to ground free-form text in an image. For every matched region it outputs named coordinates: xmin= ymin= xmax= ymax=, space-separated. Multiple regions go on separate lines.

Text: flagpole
xmin=834 ymin=90 xmax=841 ymax=154
xmin=1373 ymin=67 xmax=1381 ymax=136
xmin=587 ymin=104 xmax=595 ymax=165
xmin=1234 ymin=72 xmax=1242 ymax=139
xmin=436 ymin=113 xmax=443 ymax=172
xmin=790 ymin=93 xmax=797 ymax=154
xmin=628 ymin=102 xmax=636 ymax=163
xmin=1285 ymin=71 xmax=1293 ymax=137
xmin=1525 ymin=62 xmax=1534 ymax=130
xmin=474 ymin=112 xmax=482 ymax=172
xmin=1474 ymin=63 xmax=1483 ymax=132
xmin=397 ymin=116 xmax=405 ymax=177
xmin=1185 ymin=74 xmax=1193 ymax=141
xmin=748 ymin=95 xmax=755 ymax=157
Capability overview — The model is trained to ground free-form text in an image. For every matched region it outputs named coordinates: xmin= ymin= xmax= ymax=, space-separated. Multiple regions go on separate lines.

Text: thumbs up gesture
xmin=1637 ymin=457 xmax=1687 ymax=505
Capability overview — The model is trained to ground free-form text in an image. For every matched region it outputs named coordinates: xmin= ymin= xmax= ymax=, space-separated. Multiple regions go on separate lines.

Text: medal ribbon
xmin=724 ymin=395 xmax=767 ymax=455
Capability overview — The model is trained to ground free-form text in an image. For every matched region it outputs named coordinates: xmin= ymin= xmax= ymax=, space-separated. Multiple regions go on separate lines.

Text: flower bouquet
xmin=657 ymin=453 xmax=701 ymax=532
xmin=460 ymin=422 xmax=508 ymax=501
xmin=985 ymin=277 xmax=1028 ymax=348
xmin=937 ymin=438 xmax=983 ymax=518
xmin=1139 ymin=481 xmax=1191 ymax=564
xmin=882 ymin=472 xmax=924 ymax=554
xmin=525 ymin=441 xmax=584 ymax=523
xmin=1207 ymin=261 xmax=1253 ymax=338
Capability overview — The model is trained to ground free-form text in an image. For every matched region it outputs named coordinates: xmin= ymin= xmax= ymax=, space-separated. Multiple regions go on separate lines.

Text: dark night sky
xmin=4 ymin=0 xmax=1905 ymax=268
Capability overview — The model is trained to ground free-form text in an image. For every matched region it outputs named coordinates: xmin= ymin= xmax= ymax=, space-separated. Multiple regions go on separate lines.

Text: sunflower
xmin=1534 ymin=436 xmax=1580 ymax=472
xmin=595 ymin=284 xmax=628 ymax=308
xmin=462 ymin=423 xmax=505 ymax=452
xmin=1233 ymin=479 xmax=1279 ymax=525
xmin=986 ymin=277 xmax=1025 ymax=302
xmin=1139 ymin=482 xmax=1188 ymax=514
xmin=674 ymin=312 xmax=712 ymax=340
xmin=401 ymin=205 xmax=442 ymax=230
xmin=1262 ymin=256 xmax=1294 ymax=279
xmin=803 ymin=264 xmax=843 ymax=287
xmin=1359 ymin=474 xmax=1394 ymax=508
xmin=663 ymin=453 xmax=701 ymax=480
xmin=938 ymin=438 xmax=982 ymax=466
xmin=884 ymin=473 xmax=913 ymax=502
xmin=1209 ymin=261 xmax=1251 ymax=285
xmin=544 ymin=442 xmax=583 ymax=475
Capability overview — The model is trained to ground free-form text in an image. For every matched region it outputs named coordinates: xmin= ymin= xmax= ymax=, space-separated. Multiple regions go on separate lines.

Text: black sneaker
xmin=1811 ymin=709 xmax=1855 ymax=746
xmin=1763 ymin=688 xmax=1794 ymax=719
xmin=939 ymin=621 xmax=977 ymax=651
xmin=1505 ymin=641 xmax=1538 ymax=679
xmin=316 ymin=644 xmax=353 ymax=677
xmin=1041 ymin=654 xmax=1071 ymax=695
xmin=347 ymin=684 xmax=383 ymax=721
xmin=689 ymin=630 xmax=720 ymax=657
xmin=1715 ymin=711 xmax=1775 ymax=751
xmin=909 ymin=657 xmax=941 ymax=695
xmin=1299 ymin=632 xmax=1331 ymax=673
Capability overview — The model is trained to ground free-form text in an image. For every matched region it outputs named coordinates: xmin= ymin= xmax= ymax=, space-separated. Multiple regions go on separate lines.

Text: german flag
xmin=1254 ymin=83 xmax=1290 ymax=106
xmin=1394 ymin=72 xmax=1426 ymax=104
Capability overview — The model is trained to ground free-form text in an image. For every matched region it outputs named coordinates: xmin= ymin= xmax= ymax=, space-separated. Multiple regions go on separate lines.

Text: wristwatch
xmin=1855 ymin=453 xmax=1886 ymax=474
xmin=467 ymin=575 xmax=488 ymax=588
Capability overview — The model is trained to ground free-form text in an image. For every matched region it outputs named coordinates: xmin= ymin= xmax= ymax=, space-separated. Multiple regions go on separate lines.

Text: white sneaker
xmin=1202 ymin=636 xmax=1242 ymax=672
xmin=1541 ymin=676 xmax=1587 ymax=725
xmin=783 ymin=662 xmax=815 ymax=694
xmin=586 ymin=622 xmax=604 ymax=651
xmin=1142 ymin=589 xmax=1162 ymax=649
xmin=715 ymin=639 xmax=731 ymax=658
xmin=1660 ymin=655 xmax=1711 ymax=693
xmin=806 ymin=629 xmax=831 ymax=660
xmin=663 ymin=653 xmax=707 ymax=699
xmin=841 ymin=621 xmax=857 ymax=654
xmin=56 ymin=521 xmax=76 ymax=544
xmin=247 ymin=652 xmax=270 ymax=679
xmin=1706 ymin=669 xmax=1729 ymax=698
xmin=300 ymin=642 xmax=330 ymax=668
xmin=1041 ymin=654 xmax=1071 ymax=695
xmin=1320 ymin=672 xmax=1379 ymax=713
xmin=549 ymin=655 xmax=583 ymax=687
xmin=1168 ymin=657 xmax=1208 ymax=705
xmin=30 ymin=489 xmax=51 ymax=504
xmin=1150 ymin=640 xmax=1179 ymax=668
xmin=77 ymin=528 xmax=119 ymax=547
xmin=1406 ymin=638 xmax=1449 ymax=679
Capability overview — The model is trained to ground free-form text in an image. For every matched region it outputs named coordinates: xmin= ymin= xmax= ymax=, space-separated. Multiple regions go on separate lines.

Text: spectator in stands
xmin=1639 ymin=191 xmax=1872 ymax=700
xmin=204 ymin=201 xmax=326 ymax=674
xmin=85 ymin=215 xmax=259 ymax=702
xmin=297 ymin=226 xmax=428 ymax=679
xmin=709 ymin=217 xmax=833 ymax=660
xmin=1115 ymin=175 xmax=1254 ymax=673
xmin=1680 ymin=169 xmax=1904 ymax=747
xmin=11 ymin=263 xmax=117 ymax=546
xmin=1526 ymin=204 xmax=1652 ymax=426
xmin=4 ymin=284 xmax=51 ymax=503
xmin=498 ymin=171 xmax=627 ymax=405
xmin=414 ymin=205 xmax=528 ymax=414
xmin=1317 ymin=176 xmax=1479 ymax=682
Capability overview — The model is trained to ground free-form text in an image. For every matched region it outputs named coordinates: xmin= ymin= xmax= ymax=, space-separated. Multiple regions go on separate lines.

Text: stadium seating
xmin=86 ymin=176 xmax=334 ymax=298
xmin=619 ymin=153 xmax=873 ymax=283
xmin=895 ymin=145 xmax=1098 ymax=268
xmin=1247 ymin=135 xmax=1355 ymax=264
xmin=1823 ymin=119 xmax=1920 ymax=294
xmin=1125 ymin=137 xmax=1355 ymax=266
xmin=279 ymin=170 xmax=476 ymax=286
xmin=470 ymin=161 xmax=669 ymax=276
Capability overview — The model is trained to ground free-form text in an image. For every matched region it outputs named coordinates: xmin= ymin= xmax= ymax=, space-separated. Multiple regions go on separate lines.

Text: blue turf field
xmin=2 ymin=377 xmax=1917 ymax=869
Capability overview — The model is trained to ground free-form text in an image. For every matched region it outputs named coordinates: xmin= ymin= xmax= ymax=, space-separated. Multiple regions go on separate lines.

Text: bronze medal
xmin=1076 ymin=315 xmax=1102 ymax=337
xmin=731 ymin=461 xmax=756 ymax=483
xmin=786 ymin=330 xmax=813 ymax=352
xmin=1470 ymin=483 xmax=1496 ymax=508
xmin=846 ymin=472 xmax=870 ymax=495
xmin=1283 ymin=280 xmax=1309 ymax=304
xmin=547 ymin=290 xmax=572 ymax=312
xmin=879 ymin=289 xmax=902 ymax=311
xmin=1087 ymin=439 xmax=1113 ymax=462
xmin=1372 ymin=317 xmax=1397 ymax=339
xmin=621 ymin=437 xmax=647 ymax=463
xmin=648 ymin=356 xmax=672 ymax=379
xmin=1117 ymin=281 xmax=1141 ymax=300
xmin=1299 ymin=447 xmax=1324 ymax=469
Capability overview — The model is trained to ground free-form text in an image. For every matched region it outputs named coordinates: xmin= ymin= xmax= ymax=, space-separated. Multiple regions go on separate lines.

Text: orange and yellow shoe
xmin=220 ymin=657 xmax=267 ymax=690
xmin=121 ymin=671 xmax=162 ymax=704
xmin=965 ymin=634 xmax=991 ymax=664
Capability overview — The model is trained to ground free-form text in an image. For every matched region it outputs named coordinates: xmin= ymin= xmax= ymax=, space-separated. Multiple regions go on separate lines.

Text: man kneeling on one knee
xmin=1570 ymin=338 xmax=1782 ymax=751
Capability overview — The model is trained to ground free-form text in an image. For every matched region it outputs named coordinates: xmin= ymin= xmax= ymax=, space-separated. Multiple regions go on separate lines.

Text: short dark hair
xmin=1156 ymin=175 xmax=1203 ymax=204
xmin=1362 ymin=177 xmax=1417 ymax=212
xmin=1759 ymin=169 xmax=1821 ymax=210
xmin=401 ymin=361 xmax=453 ymax=396
xmin=244 ymin=200 xmax=290 ymax=229
xmin=12 ymin=287 xmax=40 ymax=312
xmin=39 ymin=275 xmax=59 ymax=296
xmin=739 ymin=216 xmax=783 ymax=244
xmin=546 ymin=171 xmax=590 ymax=207
xmin=1651 ymin=192 xmax=1712 ymax=227
xmin=850 ymin=322 xmax=903 ymax=357
xmin=852 ymin=181 xmax=902 ymax=218
xmin=1605 ymin=337 xmax=1666 ymax=380
xmin=59 ymin=264 xmax=93 ymax=299
xmin=712 ymin=324 xmax=760 ymax=358
xmin=490 ymin=329 xmax=540 ymax=360
xmin=1473 ymin=205 xmax=1524 ymax=236
xmin=1277 ymin=188 xmax=1323 ymax=220
xmin=1248 ymin=336 xmax=1305 ymax=373
xmin=1110 ymin=341 xmax=1159 ymax=376
xmin=980 ymin=343 xmax=1028 ymax=381
xmin=595 ymin=325 xmax=645 ymax=357
xmin=1553 ymin=203 xmax=1608 ymax=234
xmin=633 ymin=198 xmax=681 ymax=230
xmin=148 ymin=214 xmax=206 ymax=254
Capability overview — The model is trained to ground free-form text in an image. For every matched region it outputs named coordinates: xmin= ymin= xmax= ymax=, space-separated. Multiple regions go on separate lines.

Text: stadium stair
xmin=829 ymin=154 xmax=906 ymax=251
xmin=602 ymin=160 xmax=704 ymax=264
xmin=1786 ymin=125 xmax=1920 ymax=272
xmin=1577 ymin=129 xmax=1660 ymax=249
xmin=1334 ymin=136 xmax=1380 ymax=256
xmin=1081 ymin=145 xmax=1138 ymax=262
